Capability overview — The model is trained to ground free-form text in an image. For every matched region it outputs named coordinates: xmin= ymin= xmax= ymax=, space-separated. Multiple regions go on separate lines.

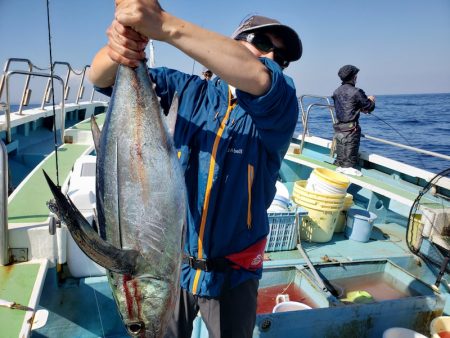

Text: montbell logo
xmin=251 ymin=254 xmax=263 ymax=268
xmin=227 ymin=148 xmax=243 ymax=154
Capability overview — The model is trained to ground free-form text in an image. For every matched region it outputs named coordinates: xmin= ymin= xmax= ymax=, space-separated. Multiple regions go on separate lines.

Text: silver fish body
xmin=98 ymin=62 xmax=186 ymax=337
xmin=45 ymin=61 xmax=186 ymax=337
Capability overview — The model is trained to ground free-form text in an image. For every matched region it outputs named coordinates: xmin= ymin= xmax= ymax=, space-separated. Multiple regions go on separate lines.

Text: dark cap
xmin=338 ymin=65 xmax=360 ymax=81
xmin=231 ymin=15 xmax=302 ymax=62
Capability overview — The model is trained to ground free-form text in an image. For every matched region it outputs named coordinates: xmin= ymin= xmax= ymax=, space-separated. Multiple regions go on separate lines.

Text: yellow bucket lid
xmin=313 ymin=168 xmax=350 ymax=189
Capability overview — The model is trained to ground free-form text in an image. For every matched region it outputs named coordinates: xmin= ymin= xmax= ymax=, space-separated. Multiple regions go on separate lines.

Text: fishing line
xmin=368 ymin=111 xmax=427 ymax=168
xmin=46 ymin=3 xmax=105 ymax=337
xmin=45 ymin=0 xmax=60 ymax=187
xmin=90 ymin=269 xmax=106 ymax=338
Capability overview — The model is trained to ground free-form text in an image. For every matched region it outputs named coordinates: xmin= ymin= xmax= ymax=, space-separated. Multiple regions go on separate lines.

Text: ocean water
xmin=297 ymin=93 xmax=450 ymax=174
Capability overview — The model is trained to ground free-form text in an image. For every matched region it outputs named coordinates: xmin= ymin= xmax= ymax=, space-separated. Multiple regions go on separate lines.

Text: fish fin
xmin=165 ymin=92 xmax=179 ymax=138
xmin=43 ymin=170 xmax=138 ymax=275
xmin=90 ymin=115 xmax=101 ymax=154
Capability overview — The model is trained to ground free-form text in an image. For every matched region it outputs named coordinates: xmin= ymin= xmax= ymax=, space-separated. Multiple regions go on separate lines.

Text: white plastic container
xmin=272 ymin=301 xmax=312 ymax=313
xmin=382 ymin=327 xmax=427 ymax=338
xmin=430 ymin=316 xmax=450 ymax=338
xmin=268 ymin=181 xmax=290 ymax=212
xmin=306 ymin=168 xmax=350 ymax=195
xmin=63 ymin=155 xmax=106 ymax=278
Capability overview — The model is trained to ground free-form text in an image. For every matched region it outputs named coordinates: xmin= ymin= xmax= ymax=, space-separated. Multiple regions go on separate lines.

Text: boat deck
xmin=1 ymin=109 xmax=448 ymax=337
xmin=7 ymin=113 xmax=105 ymax=225
xmin=28 ymin=220 xmax=446 ymax=338
xmin=0 ymin=260 xmax=47 ymax=338
xmin=8 ymin=143 xmax=90 ymax=224
xmin=1 ymin=114 xmax=98 ymax=338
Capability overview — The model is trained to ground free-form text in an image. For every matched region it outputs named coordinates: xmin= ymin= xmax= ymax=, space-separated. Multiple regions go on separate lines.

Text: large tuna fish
xmin=44 ymin=61 xmax=186 ymax=337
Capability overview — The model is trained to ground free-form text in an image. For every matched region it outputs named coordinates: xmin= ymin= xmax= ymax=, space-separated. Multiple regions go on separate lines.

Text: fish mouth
xmin=126 ymin=321 xmax=146 ymax=336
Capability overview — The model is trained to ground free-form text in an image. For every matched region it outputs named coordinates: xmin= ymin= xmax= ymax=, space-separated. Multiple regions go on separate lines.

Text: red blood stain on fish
xmin=123 ymin=275 xmax=143 ymax=320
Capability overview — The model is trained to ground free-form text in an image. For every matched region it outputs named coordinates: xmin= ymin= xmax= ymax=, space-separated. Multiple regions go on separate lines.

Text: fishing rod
xmin=367 ymin=111 xmax=427 ymax=169
xmin=46 ymin=0 xmax=61 ymax=188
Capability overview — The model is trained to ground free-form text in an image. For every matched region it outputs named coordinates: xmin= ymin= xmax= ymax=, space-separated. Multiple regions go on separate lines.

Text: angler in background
xmin=201 ymin=69 xmax=213 ymax=81
xmin=88 ymin=0 xmax=302 ymax=337
xmin=332 ymin=65 xmax=376 ymax=176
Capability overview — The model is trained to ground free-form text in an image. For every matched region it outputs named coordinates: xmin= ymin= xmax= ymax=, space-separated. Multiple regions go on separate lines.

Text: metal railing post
xmin=299 ymin=103 xmax=335 ymax=155
xmin=0 ymin=140 xmax=9 ymax=265
xmin=76 ymin=65 xmax=89 ymax=104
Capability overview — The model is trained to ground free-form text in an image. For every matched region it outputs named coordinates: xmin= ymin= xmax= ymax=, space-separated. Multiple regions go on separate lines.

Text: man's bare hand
xmin=105 ymin=19 xmax=148 ymax=67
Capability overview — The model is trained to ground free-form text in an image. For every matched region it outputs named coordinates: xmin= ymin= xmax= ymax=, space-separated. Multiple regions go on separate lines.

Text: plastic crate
xmin=265 ymin=210 xmax=304 ymax=252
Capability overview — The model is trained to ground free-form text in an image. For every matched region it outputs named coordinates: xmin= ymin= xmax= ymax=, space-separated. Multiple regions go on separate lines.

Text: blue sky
xmin=1 ymin=0 xmax=450 ymax=102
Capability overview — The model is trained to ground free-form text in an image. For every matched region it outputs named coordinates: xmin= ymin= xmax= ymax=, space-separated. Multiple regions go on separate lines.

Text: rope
xmin=45 ymin=0 xmax=60 ymax=187
xmin=405 ymin=167 xmax=450 ymax=275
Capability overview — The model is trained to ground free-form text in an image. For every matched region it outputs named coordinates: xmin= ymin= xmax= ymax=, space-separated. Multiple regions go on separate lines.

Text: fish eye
xmin=126 ymin=321 xmax=145 ymax=336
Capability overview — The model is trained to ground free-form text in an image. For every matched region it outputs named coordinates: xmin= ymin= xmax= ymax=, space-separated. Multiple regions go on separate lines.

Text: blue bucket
xmin=345 ymin=209 xmax=377 ymax=242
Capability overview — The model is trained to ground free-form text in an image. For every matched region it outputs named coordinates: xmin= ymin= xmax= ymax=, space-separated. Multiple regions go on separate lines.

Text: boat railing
xmin=76 ymin=65 xmax=90 ymax=104
xmin=298 ymin=95 xmax=336 ymax=156
xmin=0 ymin=58 xmax=51 ymax=114
xmin=362 ymin=134 xmax=450 ymax=161
xmin=0 ymin=58 xmax=94 ymax=115
xmin=299 ymin=94 xmax=335 ymax=136
xmin=2 ymin=70 xmax=65 ymax=144
xmin=49 ymin=62 xmax=91 ymax=105
xmin=0 ymin=140 xmax=8 ymax=265
xmin=297 ymin=95 xmax=450 ymax=164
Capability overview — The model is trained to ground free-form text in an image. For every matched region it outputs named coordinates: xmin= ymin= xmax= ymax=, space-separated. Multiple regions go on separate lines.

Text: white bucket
xmin=430 ymin=316 xmax=450 ymax=338
xmin=268 ymin=181 xmax=290 ymax=212
xmin=306 ymin=169 xmax=349 ymax=195
xmin=272 ymin=301 xmax=312 ymax=313
xmin=382 ymin=327 xmax=427 ymax=338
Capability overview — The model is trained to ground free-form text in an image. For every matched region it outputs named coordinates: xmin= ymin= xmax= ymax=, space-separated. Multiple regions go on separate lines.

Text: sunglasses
xmin=238 ymin=32 xmax=289 ymax=69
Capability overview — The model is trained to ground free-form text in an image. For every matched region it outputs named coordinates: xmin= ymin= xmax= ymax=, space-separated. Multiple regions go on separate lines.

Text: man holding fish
xmin=89 ymin=0 xmax=302 ymax=337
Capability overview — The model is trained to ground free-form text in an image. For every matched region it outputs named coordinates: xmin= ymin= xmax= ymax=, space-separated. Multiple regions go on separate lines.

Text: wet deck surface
xmin=29 ymin=223 xmax=449 ymax=337
xmin=0 ymin=263 xmax=42 ymax=338
xmin=32 ymin=270 xmax=127 ymax=338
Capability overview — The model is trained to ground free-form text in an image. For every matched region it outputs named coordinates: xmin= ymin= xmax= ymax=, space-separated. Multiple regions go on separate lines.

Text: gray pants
xmin=164 ymin=278 xmax=259 ymax=338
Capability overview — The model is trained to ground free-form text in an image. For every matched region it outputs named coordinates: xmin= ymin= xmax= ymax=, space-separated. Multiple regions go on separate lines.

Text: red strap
xmin=225 ymin=238 xmax=267 ymax=271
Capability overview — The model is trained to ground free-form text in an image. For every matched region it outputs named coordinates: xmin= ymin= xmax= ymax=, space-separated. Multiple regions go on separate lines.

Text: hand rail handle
xmin=299 ymin=103 xmax=335 ymax=154
xmin=299 ymin=95 xmax=334 ymax=135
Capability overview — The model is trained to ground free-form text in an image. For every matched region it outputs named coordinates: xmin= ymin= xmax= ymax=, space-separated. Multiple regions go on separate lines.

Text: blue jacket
xmin=96 ymin=58 xmax=298 ymax=297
